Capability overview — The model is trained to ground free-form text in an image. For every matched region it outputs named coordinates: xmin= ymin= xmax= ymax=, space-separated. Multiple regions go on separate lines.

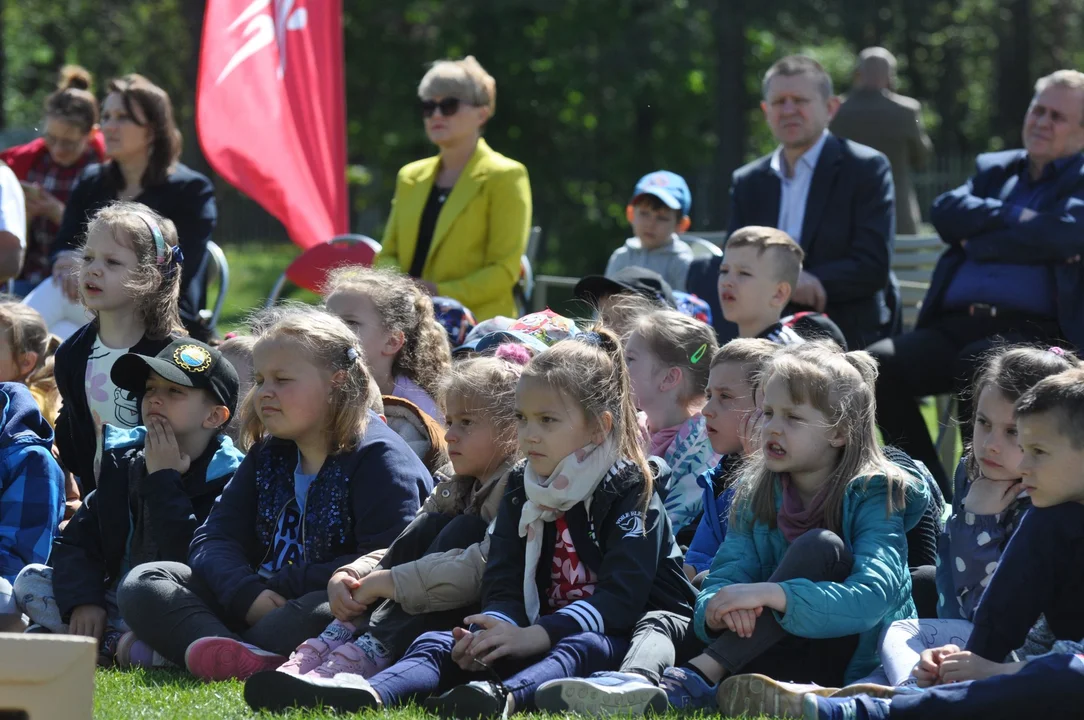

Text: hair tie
xmin=346 ymin=347 xmax=360 ymax=363
xmin=691 ymin=343 xmax=708 ymax=364
xmin=1049 ymin=346 xmax=1066 ymax=356
xmin=578 ymin=332 xmax=603 ymax=348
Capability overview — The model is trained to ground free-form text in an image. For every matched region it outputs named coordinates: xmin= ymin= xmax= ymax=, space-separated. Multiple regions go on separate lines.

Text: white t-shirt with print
xmin=86 ymin=337 xmax=141 ymax=433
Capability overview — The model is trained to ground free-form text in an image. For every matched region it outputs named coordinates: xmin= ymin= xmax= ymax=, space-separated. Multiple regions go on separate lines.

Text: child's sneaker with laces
xmin=185 ymin=636 xmax=286 ymax=681
xmin=308 ymin=637 xmax=391 ymax=679
xmin=658 ymin=666 xmax=718 ymax=713
xmin=535 ymin=671 xmax=668 ymax=716
xmin=278 ymin=637 xmax=344 ymax=676
xmin=804 ymin=693 xmax=891 ymax=720
xmin=115 ymin=631 xmax=174 ymax=669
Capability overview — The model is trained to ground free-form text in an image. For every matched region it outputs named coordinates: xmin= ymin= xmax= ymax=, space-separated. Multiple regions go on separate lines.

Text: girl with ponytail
xmin=244 ymin=326 xmax=696 ymax=716
xmin=537 ymin=341 xmax=932 ymax=718
xmin=324 ymin=265 xmax=452 ymax=423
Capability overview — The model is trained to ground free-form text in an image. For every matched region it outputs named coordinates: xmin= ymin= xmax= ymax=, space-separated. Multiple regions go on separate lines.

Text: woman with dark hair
xmin=26 ymin=73 xmax=217 ymax=340
xmin=0 ymin=65 xmax=106 ymax=295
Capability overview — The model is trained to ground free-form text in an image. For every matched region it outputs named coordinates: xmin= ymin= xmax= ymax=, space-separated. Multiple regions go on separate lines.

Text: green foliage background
xmin=4 ymin=0 xmax=1084 ymax=276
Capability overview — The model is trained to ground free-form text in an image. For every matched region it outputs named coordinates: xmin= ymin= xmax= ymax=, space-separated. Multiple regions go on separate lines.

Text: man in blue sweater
xmin=867 ymin=69 xmax=1084 ymax=497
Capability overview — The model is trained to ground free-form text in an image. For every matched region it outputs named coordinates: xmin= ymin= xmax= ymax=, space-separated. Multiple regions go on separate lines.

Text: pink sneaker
xmin=308 ymin=641 xmax=391 ymax=680
xmin=184 ymin=637 xmax=286 ymax=682
xmin=277 ymin=637 xmax=343 ymax=676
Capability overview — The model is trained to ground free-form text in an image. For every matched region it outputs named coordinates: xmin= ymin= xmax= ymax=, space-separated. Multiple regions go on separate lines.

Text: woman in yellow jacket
xmin=376 ymin=57 xmax=532 ymax=321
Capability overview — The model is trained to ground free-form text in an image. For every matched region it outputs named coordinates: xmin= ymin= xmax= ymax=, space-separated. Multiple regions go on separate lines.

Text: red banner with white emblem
xmin=197 ymin=0 xmax=347 ymax=249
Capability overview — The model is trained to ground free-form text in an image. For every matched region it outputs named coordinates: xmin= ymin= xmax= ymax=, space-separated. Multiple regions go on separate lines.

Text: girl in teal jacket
xmin=692 ymin=342 xmax=930 ymax=694
xmin=530 ymin=342 xmax=931 ymax=718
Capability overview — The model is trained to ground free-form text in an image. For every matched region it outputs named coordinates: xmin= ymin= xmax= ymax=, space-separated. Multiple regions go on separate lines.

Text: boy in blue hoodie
xmin=0 ymin=382 xmax=66 ymax=631
xmin=13 ymin=339 xmax=244 ymax=666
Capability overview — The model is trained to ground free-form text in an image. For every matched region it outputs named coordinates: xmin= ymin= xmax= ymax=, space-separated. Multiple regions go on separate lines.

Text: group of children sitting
xmin=0 ymin=196 xmax=1080 ymax=720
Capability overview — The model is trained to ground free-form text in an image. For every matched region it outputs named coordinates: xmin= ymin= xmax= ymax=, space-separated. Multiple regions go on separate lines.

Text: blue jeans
xmin=370 ymin=629 xmax=629 ymax=711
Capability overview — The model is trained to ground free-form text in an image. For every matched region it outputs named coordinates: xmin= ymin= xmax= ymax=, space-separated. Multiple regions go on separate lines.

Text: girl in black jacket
xmin=245 ymin=327 xmax=696 ymax=717
xmin=53 ymin=201 xmax=185 ymax=491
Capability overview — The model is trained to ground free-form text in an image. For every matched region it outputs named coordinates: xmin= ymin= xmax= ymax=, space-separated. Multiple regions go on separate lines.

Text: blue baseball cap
xmin=631 ymin=170 xmax=692 ymax=215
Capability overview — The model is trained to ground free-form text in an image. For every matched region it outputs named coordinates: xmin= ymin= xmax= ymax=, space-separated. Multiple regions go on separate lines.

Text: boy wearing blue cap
xmin=605 ymin=170 xmax=695 ymax=291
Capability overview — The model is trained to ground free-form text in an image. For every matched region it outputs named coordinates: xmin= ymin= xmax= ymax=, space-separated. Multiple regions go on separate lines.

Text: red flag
xmin=197 ymin=0 xmax=347 ymax=249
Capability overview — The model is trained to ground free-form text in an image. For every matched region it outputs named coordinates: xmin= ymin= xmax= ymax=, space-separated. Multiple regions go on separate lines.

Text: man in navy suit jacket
xmin=868 ymin=69 xmax=1084 ymax=496
xmin=714 ymin=55 xmax=897 ymax=350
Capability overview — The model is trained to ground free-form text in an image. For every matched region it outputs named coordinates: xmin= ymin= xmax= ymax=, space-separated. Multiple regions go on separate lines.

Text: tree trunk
xmin=995 ymin=0 xmax=1033 ymax=147
xmin=181 ymin=0 xmax=212 ymax=176
xmin=710 ymin=0 xmax=748 ymax=230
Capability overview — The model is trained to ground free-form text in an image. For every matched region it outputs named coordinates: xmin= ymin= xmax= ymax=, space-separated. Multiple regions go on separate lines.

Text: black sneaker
xmin=425 ymin=680 xmax=513 ymax=720
xmin=244 ymin=669 xmax=381 ymax=714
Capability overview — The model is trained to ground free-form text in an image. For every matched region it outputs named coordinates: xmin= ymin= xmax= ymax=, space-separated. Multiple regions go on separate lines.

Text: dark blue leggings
xmin=369 ymin=629 xmax=629 ymax=710
xmin=865 ymin=652 xmax=1084 ymax=719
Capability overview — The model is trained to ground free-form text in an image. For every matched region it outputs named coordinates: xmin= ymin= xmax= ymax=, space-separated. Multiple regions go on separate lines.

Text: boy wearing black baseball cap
xmin=14 ymin=339 xmax=247 ymax=668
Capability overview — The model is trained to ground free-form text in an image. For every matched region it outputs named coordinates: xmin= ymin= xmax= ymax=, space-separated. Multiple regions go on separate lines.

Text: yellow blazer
xmin=376 ymin=138 xmax=532 ymax=320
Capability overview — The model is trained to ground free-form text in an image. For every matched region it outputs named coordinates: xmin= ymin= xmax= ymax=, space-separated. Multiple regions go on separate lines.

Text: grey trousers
xmin=623 ymin=529 xmax=859 ymax=687
xmin=116 ymin=561 xmax=333 ymax=667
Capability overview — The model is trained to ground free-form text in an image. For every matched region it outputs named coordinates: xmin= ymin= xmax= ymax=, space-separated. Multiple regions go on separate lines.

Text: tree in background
xmin=4 ymin=0 xmax=1084 ymax=277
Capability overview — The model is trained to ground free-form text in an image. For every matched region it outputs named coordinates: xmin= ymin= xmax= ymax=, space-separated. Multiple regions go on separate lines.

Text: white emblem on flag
xmin=217 ymin=0 xmax=308 ymax=85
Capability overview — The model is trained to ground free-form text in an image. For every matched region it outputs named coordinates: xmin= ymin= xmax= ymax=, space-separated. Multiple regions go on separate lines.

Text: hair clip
xmin=691 ymin=343 xmax=708 ymax=364
xmin=1049 ymin=346 xmax=1066 ymax=356
xmin=346 ymin=347 xmax=360 ymax=363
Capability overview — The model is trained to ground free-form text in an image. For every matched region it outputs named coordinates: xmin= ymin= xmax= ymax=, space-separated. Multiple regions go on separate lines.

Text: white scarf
xmin=519 ymin=436 xmax=620 ymax=622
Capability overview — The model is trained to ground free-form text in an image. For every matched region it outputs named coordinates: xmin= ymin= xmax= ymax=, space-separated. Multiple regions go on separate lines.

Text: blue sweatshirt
xmin=189 ymin=412 xmax=433 ymax=623
xmin=0 ymin=383 xmax=65 ymax=583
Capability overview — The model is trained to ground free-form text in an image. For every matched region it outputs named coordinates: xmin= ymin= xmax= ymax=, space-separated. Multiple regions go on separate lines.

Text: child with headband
xmin=53 ymin=201 xmax=185 ymax=493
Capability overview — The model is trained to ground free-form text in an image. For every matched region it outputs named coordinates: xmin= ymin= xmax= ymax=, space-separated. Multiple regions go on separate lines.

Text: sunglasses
xmin=421 ymin=98 xmax=466 ymax=118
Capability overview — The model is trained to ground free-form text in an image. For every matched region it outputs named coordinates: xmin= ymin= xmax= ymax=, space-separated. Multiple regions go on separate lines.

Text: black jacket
xmin=189 ymin=414 xmax=434 ymax=624
xmin=727 ymin=134 xmax=897 ymax=350
xmin=481 ymin=459 xmax=697 ymax=644
xmin=50 ymin=427 xmax=245 ymax=620
xmin=53 ymin=322 xmax=174 ymax=492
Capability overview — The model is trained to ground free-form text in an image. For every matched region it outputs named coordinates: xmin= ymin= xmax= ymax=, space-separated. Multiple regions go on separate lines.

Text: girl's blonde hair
xmin=964 ymin=345 xmax=1080 ymax=480
xmin=239 ymin=306 xmax=373 ymax=454
xmin=733 ymin=341 xmax=910 ymax=534
xmin=631 ymin=310 xmax=719 ymax=404
xmin=441 ymin=347 xmax=528 ymax=462
xmin=521 ymin=327 xmax=653 ymax=507
xmin=81 ymin=201 xmax=184 ymax=340
xmin=418 ymin=56 xmax=497 ymax=115
xmin=323 ymin=266 xmax=451 ymax=407
xmin=0 ymin=301 xmax=61 ymax=421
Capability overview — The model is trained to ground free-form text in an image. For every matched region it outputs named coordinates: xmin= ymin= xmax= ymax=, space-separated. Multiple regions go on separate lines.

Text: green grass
xmin=92 ymin=668 xmax=771 ymax=720
xmin=213 ymin=242 xmax=321 ymax=333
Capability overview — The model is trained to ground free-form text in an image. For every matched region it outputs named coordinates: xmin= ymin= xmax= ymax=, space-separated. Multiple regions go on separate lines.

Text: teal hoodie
xmin=694 ymin=468 xmax=931 ymax=683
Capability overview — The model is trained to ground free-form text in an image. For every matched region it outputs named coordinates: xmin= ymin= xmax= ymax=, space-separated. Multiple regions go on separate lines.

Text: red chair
xmin=265 ymin=234 xmax=381 ymax=307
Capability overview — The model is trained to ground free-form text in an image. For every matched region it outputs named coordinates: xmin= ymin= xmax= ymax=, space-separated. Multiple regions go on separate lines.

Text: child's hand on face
xmin=912 ymin=644 xmax=960 ymax=687
xmin=962 ymin=477 xmax=1023 ymax=515
xmin=144 ymin=417 xmax=192 ymax=475
xmin=328 ymin=571 xmax=366 ymax=622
